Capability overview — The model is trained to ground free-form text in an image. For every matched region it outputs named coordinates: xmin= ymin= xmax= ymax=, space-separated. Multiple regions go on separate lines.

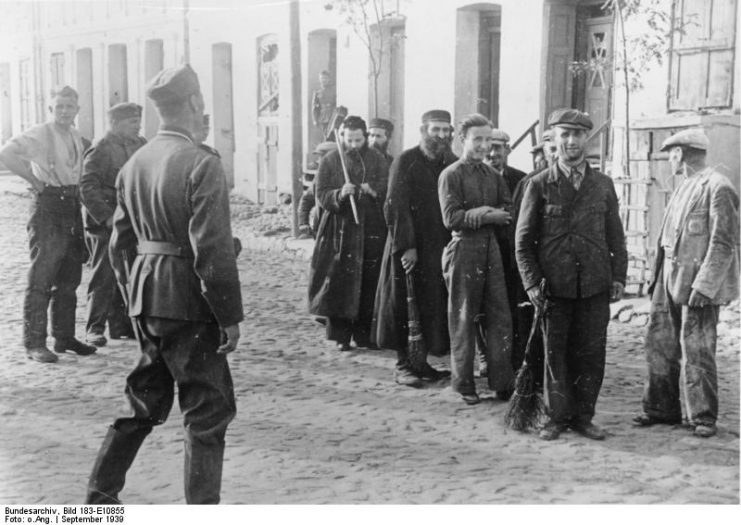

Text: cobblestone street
xmin=0 ymin=176 xmax=738 ymax=505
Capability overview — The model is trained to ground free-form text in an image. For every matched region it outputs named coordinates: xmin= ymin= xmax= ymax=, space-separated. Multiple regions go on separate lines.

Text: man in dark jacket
xmin=516 ymin=108 xmax=627 ymax=441
xmin=80 ymin=103 xmax=147 ymax=347
xmin=368 ymin=117 xmax=395 ymax=165
xmin=308 ymin=116 xmax=389 ymax=351
xmin=372 ymin=110 xmax=457 ymax=387
xmin=86 ymin=65 xmax=243 ymax=504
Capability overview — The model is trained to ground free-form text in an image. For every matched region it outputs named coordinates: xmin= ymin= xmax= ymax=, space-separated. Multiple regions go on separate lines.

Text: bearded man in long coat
xmin=308 ymin=116 xmax=389 ymax=351
xmin=372 ymin=110 xmax=457 ymax=387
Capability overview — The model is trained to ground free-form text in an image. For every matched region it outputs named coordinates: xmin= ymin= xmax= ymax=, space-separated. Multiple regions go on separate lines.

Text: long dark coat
xmin=308 ymin=145 xmax=389 ymax=319
xmin=372 ymin=146 xmax=458 ymax=356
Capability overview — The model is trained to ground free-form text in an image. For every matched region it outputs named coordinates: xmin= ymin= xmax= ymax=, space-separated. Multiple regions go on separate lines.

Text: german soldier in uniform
xmin=516 ymin=108 xmax=627 ymax=441
xmin=86 ymin=65 xmax=243 ymax=504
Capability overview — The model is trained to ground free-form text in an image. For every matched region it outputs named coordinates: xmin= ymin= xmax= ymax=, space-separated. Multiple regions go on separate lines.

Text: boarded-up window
xmin=669 ymin=0 xmax=737 ymax=110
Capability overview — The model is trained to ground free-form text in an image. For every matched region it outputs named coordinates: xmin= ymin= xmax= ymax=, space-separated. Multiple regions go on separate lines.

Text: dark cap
xmin=660 ymin=128 xmax=710 ymax=151
xmin=490 ymin=129 xmax=510 ymax=144
xmin=547 ymin=108 xmax=593 ymax=130
xmin=108 ymin=102 xmax=142 ymax=122
xmin=369 ymin=118 xmax=394 ymax=134
xmin=422 ymin=110 xmax=452 ymax=124
xmin=51 ymin=85 xmax=79 ymax=101
xmin=146 ymin=64 xmax=200 ymax=106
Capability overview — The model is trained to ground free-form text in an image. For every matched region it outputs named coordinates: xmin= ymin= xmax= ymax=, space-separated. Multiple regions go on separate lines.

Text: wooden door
xmin=75 ymin=48 xmax=94 ymax=141
xmin=257 ymin=121 xmax=279 ymax=204
xmin=0 ymin=63 xmax=12 ymax=143
xmin=213 ymin=43 xmax=235 ymax=188
xmin=478 ymin=9 xmax=501 ymax=127
xmin=144 ymin=39 xmax=163 ymax=139
xmin=584 ymin=16 xmax=612 ymax=157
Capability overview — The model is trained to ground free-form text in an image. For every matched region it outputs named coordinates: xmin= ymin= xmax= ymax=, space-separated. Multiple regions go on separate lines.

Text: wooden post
xmin=289 ymin=0 xmax=303 ymax=237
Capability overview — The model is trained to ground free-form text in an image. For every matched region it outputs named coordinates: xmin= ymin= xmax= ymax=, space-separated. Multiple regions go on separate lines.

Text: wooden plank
xmin=629 ymin=130 xmax=651 ymax=160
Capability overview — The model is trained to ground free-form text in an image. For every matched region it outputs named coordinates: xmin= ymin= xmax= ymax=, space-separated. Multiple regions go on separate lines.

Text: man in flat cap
xmin=0 ymin=85 xmax=97 ymax=363
xmin=86 ymin=64 xmax=243 ymax=504
xmin=80 ymin=102 xmax=147 ymax=347
xmin=368 ymin=117 xmax=395 ymax=165
xmin=308 ymin=115 xmax=388 ymax=351
xmin=373 ymin=109 xmax=457 ymax=387
xmin=516 ymin=108 xmax=627 ymax=440
xmin=634 ymin=128 xmax=739 ymax=438
xmin=439 ymin=113 xmax=515 ymax=405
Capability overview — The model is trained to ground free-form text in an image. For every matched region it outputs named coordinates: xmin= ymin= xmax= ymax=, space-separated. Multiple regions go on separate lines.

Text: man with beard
xmin=368 ymin=118 xmax=394 ymax=165
xmin=516 ymin=108 xmax=627 ymax=441
xmin=80 ymin=103 xmax=147 ymax=347
xmin=308 ymin=116 xmax=389 ymax=351
xmin=373 ymin=110 xmax=457 ymax=387
xmin=439 ymin=113 xmax=515 ymax=405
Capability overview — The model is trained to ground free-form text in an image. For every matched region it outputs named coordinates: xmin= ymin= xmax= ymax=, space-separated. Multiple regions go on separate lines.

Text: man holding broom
xmin=515 ymin=108 xmax=626 ymax=440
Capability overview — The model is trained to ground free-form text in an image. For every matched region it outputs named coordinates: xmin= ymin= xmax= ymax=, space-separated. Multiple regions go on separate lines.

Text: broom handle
xmin=334 ymin=133 xmax=360 ymax=225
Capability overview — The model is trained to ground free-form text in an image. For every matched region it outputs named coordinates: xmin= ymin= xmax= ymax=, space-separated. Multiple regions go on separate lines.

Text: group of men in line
xmin=306 ymin=107 xmax=739 ymax=443
xmin=0 ymin=60 xmax=737 ymax=504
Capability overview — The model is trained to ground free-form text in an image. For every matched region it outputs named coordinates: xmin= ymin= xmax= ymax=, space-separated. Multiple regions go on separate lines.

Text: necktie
xmin=570 ymin=167 xmax=580 ymax=190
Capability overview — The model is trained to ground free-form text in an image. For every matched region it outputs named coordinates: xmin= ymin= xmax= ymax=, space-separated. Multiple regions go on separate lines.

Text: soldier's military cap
xmin=368 ymin=118 xmax=394 ymax=134
xmin=146 ymin=64 xmax=200 ymax=106
xmin=547 ymin=108 xmax=593 ymax=130
xmin=108 ymin=102 xmax=142 ymax=122
xmin=660 ymin=128 xmax=710 ymax=151
xmin=422 ymin=110 xmax=452 ymax=124
xmin=490 ymin=129 xmax=510 ymax=144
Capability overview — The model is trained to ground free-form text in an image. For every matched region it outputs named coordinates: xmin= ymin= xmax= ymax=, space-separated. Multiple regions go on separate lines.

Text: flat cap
xmin=108 ymin=102 xmax=142 ymax=122
xmin=490 ymin=129 xmax=510 ymax=144
xmin=314 ymin=141 xmax=338 ymax=155
xmin=548 ymin=108 xmax=593 ymax=130
xmin=422 ymin=110 xmax=451 ymax=124
xmin=660 ymin=128 xmax=709 ymax=151
xmin=146 ymin=64 xmax=200 ymax=106
xmin=369 ymin=118 xmax=394 ymax=134
xmin=51 ymin=85 xmax=79 ymax=100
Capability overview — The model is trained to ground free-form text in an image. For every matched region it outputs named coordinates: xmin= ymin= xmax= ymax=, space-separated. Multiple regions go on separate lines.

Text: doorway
xmin=369 ymin=20 xmax=405 ymax=156
xmin=108 ymin=44 xmax=128 ymax=106
xmin=1 ymin=63 xmax=12 ymax=143
xmin=144 ymin=39 xmax=163 ymax=139
xmin=257 ymin=34 xmax=280 ymax=205
xmin=75 ymin=48 xmax=94 ymax=141
xmin=213 ymin=43 xmax=235 ymax=188
xmin=307 ymin=29 xmax=337 ymax=158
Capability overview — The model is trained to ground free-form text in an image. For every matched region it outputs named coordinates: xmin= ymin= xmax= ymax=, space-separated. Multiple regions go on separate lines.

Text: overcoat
xmin=372 ymin=146 xmax=457 ymax=355
xmin=308 ymin=145 xmax=389 ymax=319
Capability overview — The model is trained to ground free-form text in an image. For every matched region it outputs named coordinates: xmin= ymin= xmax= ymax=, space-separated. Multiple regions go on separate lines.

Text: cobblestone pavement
xmin=0 ymin=176 xmax=738 ymax=505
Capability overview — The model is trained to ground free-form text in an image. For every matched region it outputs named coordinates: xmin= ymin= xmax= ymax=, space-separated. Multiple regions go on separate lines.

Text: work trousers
xmin=542 ymin=292 xmax=610 ymax=424
xmin=642 ymin=266 xmax=719 ymax=426
xmin=442 ymin=231 xmax=514 ymax=395
xmin=86 ymin=317 xmax=236 ymax=504
xmin=23 ymin=188 xmax=85 ymax=348
xmin=85 ymin=229 xmax=132 ymax=336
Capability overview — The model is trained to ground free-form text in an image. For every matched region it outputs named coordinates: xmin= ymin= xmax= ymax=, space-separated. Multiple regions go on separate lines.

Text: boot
xmin=86 ymin=425 xmax=151 ymax=504
xmin=184 ymin=435 xmax=225 ymax=504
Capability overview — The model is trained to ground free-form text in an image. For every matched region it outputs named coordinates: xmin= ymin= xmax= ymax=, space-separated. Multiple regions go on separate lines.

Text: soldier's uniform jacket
xmin=80 ymin=131 xmax=147 ymax=232
xmin=649 ymin=167 xmax=740 ymax=305
xmin=109 ymin=125 xmax=243 ymax=327
xmin=515 ymin=162 xmax=627 ymax=298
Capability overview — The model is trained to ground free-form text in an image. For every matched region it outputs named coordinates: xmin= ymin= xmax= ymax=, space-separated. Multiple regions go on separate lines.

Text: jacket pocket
xmin=686 ymin=211 xmax=708 ymax=236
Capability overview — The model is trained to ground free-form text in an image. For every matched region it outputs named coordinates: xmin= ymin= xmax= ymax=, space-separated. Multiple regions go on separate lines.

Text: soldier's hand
xmin=340 ymin=183 xmax=356 ymax=200
xmin=610 ymin=281 xmax=625 ymax=302
xmin=688 ymin=289 xmax=712 ymax=308
xmin=217 ymin=324 xmax=240 ymax=354
xmin=401 ymin=248 xmax=418 ymax=273
xmin=487 ymin=207 xmax=512 ymax=226
xmin=527 ymin=284 xmax=545 ymax=312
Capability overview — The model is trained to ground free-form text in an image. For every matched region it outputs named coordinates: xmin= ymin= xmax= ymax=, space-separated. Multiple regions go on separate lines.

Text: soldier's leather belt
xmin=137 ymin=240 xmax=194 ymax=259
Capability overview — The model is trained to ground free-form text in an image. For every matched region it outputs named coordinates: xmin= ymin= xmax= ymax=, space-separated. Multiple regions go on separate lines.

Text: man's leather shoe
xmin=418 ymin=363 xmax=451 ymax=381
xmin=26 ymin=346 xmax=59 ymax=363
xmin=572 ymin=421 xmax=606 ymax=440
xmin=54 ymin=338 xmax=98 ymax=356
xmin=336 ymin=342 xmax=352 ymax=352
xmin=85 ymin=332 xmax=107 ymax=347
xmin=461 ymin=393 xmax=480 ymax=405
xmin=539 ymin=421 xmax=566 ymax=441
xmin=632 ymin=413 xmax=682 ymax=427
xmin=394 ymin=365 xmax=423 ymax=388
xmin=693 ymin=424 xmax=717 ymax=438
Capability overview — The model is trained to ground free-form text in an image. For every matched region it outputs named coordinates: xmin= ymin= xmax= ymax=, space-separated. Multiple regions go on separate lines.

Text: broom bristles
xmin=504 ymin=363 xmax=545 ymax=431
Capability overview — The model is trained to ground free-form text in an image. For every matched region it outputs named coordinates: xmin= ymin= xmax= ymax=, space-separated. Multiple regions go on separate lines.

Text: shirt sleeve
xmin=438 ymin=167 xmax=466 ymax=231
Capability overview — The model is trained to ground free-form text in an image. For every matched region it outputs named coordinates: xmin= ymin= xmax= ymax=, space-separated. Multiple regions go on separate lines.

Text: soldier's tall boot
xmin=183 ymin=436 xmax=225 ymax=504
xmin=86 ymin=425 xmax=151 ymax=504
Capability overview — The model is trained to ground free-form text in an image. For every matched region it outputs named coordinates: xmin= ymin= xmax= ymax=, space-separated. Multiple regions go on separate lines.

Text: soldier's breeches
xmin=542 ymin=293 xmax=609 ymax=424
xmin=643 ymin=271 xmax=719 ymax=425
xmin=85 ymin=230 xmax=130 ymax=335
xmin=443 ymin=233 xmax=514 ymax=395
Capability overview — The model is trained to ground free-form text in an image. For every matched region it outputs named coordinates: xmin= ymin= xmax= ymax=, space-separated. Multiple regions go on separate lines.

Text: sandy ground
xmin=0 ymin=175 xmax=738 ymax=505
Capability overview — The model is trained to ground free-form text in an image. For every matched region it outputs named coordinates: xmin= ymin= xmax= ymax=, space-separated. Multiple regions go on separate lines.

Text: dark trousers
xmin=442 ymin=232 xmax=514 ymax=395
xmin=85 ymin=229 xmax=132 ymax=336
xmin=86 ymin=318 xmax=236 ymax=504
xmin=23 ymin=189 xmax=84 ymax=348
xmin=642 ymin=266 xmax=719 ymax=425
xmin=543 ymin=292 xmax=609 ymax=424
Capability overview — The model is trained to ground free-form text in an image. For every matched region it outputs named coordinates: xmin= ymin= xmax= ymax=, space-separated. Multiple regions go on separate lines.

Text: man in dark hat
xmin=516 ymin=108 xmax=627 ymax=441
xmin=85 ymin=64 xmax=243 ymax=504
xmin=80 ymin=102 xmax=147 ymax=347
xmin=633 ymin=128 xmax=739 ymax=438
xmin=368 ymin=117 xmax=395 ymax=165
xmin=373 ymin=109 xmax=457 ymax=387
xmin=308 ymin=115 xmax=388 ymax=351
xmin=0 ymin=85 xmax=97 ymax=363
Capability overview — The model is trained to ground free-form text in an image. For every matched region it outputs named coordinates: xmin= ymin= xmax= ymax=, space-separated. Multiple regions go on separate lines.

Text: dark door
xmin=478 ymin=9 xmax=501 ymax=126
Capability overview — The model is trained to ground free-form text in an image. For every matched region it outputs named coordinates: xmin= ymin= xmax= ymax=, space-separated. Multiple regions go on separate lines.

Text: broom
xmin=405 ymin=272 xmax=427 ymax=374
xmin=504 ymin=283 xmax=547 ymax=432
